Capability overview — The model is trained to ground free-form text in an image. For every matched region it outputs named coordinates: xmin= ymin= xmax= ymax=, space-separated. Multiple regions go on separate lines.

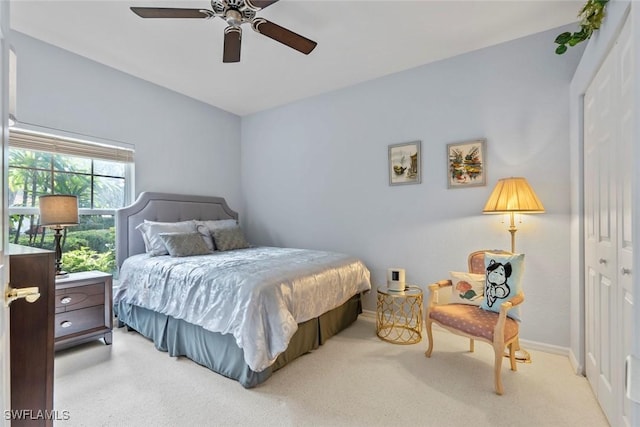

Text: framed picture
xmin=388 ymin=141 xmax=421 ymax=186
xmin=447 ymin=139 xmax=486 ymax=188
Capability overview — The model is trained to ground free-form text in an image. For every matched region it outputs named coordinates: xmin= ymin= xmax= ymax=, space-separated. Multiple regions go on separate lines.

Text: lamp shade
xmin=482 ymin=177 xmax=545 ymax=214
xmin=39 ymin=195 xmax=79 ymax=227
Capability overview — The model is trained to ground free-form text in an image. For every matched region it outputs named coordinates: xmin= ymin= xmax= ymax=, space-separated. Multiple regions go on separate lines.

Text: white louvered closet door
xmin=584 ymin=13 xmax=634 ymax=427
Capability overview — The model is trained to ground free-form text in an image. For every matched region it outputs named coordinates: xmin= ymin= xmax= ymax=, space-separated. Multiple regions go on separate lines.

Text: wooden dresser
xmin=54 ymin=270 xmax=113 ymax=350
xmin=9 ymin=244 xmax=55 ymax=427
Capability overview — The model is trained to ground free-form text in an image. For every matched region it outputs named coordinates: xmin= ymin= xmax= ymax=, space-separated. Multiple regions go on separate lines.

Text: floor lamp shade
xmin=482 ymin=177 xmax=545 ymax=214
xmin=482 ymin=177 xmax=544 ymax=254
xmin=39 ymin=195 xmax=79 ymax=227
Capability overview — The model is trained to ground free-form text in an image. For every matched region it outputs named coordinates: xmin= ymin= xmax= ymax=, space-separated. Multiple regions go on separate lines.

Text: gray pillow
xmin=211 ymin=226 xmax=249 ymax=251
xmin=195 ymin=219 xmax=238 ymax=250
xmin=159 ymin=232 xmax=213 ymax=257
xmin=136 ymin=220 xmax=197 ymax=256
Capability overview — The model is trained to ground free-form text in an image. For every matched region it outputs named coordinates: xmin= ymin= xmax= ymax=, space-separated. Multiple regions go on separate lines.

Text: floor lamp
xmin=482 ymin=177 xmax=545 ymax=362
xmin=39 ymin=195 xmax=79 ymax=279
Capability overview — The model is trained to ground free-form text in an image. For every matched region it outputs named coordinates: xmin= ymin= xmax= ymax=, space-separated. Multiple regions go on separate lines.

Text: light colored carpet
xmin=54 ymin=314 xmax=608 ymax=427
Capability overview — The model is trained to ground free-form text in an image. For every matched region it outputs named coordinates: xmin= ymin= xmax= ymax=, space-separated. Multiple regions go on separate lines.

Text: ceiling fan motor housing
xmin=211 ymin=0 xmax=257 ymax=25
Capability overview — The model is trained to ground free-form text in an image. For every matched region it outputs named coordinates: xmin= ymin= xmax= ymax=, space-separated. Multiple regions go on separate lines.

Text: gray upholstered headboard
xmin=115 ymin=192 xmax=239 ymax=268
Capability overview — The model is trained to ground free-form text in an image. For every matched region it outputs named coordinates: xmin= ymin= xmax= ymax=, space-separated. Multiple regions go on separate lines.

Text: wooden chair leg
xmin=425 ymin=318 xmax=434 ymax=357
xmin=514 ymin=336 xmax=521 ymax=352
xmin=509 ymin=342 xmax=517 ymax=371
xmin=493 ymin=344 xmax=504 ymax=395
xmin=469 ymin=339 xmax=475 ymax=353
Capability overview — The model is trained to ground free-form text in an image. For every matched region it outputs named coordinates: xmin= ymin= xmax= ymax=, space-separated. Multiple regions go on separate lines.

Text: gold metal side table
xmin=376 ymin=286 xmax=423 ymax=344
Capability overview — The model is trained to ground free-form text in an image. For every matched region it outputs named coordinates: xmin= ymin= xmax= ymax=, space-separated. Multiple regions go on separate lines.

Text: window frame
xmin=8 ymin=125 xmax=135 ymax=216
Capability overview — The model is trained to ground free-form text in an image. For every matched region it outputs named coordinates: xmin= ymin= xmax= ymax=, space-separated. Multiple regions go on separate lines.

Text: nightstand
xmin=54 ymin=270 xmax=113 ymax=351
xmin=376 ymin=286 xmax=423 ymax=344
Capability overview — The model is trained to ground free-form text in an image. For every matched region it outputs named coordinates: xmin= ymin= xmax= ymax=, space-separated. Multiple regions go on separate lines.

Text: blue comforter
xmin=114 ymin=247 xmax=371 ymax=372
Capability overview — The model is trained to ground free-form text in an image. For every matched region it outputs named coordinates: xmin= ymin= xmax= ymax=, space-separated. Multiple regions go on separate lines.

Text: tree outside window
xmin=8 ymin=147 xmax=130 ymax=276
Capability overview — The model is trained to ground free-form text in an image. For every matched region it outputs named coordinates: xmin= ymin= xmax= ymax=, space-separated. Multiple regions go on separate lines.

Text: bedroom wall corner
xmin=240 ymin=24 xmax=584 ymax=348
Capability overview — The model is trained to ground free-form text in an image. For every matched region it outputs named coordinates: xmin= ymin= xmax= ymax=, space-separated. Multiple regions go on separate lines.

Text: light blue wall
xmin=10 ymin=31 xmax=243 ymax=213
xmin=11 ymin=24 xmax=585 ymax=349
xmin=241 ymin=26 xmax=584 ymax=348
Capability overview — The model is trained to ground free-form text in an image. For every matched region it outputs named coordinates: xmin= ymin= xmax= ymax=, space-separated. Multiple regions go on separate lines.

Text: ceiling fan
xmin=130 ymin=0 xmax=317 ymax=63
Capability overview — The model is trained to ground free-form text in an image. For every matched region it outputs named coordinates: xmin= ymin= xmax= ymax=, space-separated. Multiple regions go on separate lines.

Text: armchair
xmin=424 ymin=250 xmax=524 ymax=395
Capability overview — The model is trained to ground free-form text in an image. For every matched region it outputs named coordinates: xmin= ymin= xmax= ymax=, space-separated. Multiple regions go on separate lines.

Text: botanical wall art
xmin=447 ymin=139 xmax=486 ymax=188
xmin=388 ymin=141 xmax=421 ymax=186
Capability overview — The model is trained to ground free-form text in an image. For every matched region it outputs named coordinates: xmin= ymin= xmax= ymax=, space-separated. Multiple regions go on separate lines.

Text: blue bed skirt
xmin=114 ymin=293 xmax=362 ymax=388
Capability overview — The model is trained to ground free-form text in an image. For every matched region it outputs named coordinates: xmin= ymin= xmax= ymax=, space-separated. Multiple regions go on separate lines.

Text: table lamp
xmin=39 ymin=195 xmax=79 ymax=278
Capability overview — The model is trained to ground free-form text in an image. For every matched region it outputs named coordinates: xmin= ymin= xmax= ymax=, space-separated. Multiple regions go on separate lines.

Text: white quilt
xmin=114 ymin=246 xmax=371 ymax=372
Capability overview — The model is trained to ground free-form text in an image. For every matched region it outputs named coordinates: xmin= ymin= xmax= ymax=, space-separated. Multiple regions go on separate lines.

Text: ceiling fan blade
xmin=246 ymin=0 xmax=280 ymax=10
xmin=223 ymin=27 xmax=242 ymax=63
xmin=130 ymin=7 xmax=212 ymax=19
xmin=252 ymin=19 xmax=317 ymax=55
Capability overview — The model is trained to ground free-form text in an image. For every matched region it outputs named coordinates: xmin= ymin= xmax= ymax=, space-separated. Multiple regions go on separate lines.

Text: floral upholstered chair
xmin=424 ymin=250 xmax=524 ymax=395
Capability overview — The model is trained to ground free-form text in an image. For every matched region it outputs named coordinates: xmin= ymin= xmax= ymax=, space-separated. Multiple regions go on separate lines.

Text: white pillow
xmin=195 ymin=219 xmax=238 ymax=232
xmin=195 ymin=223 xmax=215 ymax=252
xmin=136 ymin=220 xmax=197 ymax=256
xmin=449 ymin=271 xmax=485 ymax=306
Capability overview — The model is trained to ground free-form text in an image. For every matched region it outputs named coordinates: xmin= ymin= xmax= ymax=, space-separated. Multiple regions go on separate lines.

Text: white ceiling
xmin=10 ymin=0 xmax=582 ymax=116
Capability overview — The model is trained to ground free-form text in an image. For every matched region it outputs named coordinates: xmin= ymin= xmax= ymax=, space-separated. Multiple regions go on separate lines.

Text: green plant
xmin=554 ymin=0 xmax=609 ymax=55
xmin=64 ymin=228 xmax=115 ymax=253
xmin=62 ymin=247 xmax=116 ymax=275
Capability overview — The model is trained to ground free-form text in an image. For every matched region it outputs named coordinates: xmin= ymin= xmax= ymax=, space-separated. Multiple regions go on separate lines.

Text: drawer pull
xmin=60 ymin=321 xmax=73 ymax=328
xmin=60 ymin=297 xmax=72 ymax=304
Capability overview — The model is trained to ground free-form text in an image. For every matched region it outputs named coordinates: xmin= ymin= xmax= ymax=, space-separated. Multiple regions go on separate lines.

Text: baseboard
xmin=515 ymin=338 xmax=569 ymax=357
xmin=362 ymin=309 xmax=574 ymax=360
xmin=361 ymin=308 xmax=376 ymax=319
xmin=569 ymin=349 xmax=585 ymax=375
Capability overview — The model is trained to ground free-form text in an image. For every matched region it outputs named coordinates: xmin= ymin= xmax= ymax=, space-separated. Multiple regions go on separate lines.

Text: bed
xmin=114 ymin=192 xmax=371 ymax=387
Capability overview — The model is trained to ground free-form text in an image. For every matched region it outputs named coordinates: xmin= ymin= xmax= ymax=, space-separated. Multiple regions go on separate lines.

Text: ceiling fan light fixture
xmin=225 ymin=9 xmax=243 ymax=26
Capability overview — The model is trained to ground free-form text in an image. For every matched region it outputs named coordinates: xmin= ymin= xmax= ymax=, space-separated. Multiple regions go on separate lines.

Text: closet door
xmin=616 ymin=16 xmax=634 ymax=427
xmin=584 ymin=39 xmax=616 ymax=422
xmin=584 ymin=13 xmax=634 ymax=427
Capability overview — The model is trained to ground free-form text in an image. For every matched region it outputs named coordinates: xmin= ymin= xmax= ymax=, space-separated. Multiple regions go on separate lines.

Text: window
xmin=8 ymin=128 xmax=134 ymax=275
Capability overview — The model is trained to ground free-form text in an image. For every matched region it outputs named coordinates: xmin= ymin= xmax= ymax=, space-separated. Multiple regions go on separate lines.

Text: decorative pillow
xmin=159 ymin=232 xmax=212 ymax=257
xmin=480 ymin=252 xmax=525 ymax=320
xmin=449 ymin=271 xmax=485 ymax=306
xmin=195 ymin=219 xmax=239 ymax=250
xmin=210 ymin=226 xmax=249 ymax=251
xmin=136 ymin=220 xmax=197 ymax=256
